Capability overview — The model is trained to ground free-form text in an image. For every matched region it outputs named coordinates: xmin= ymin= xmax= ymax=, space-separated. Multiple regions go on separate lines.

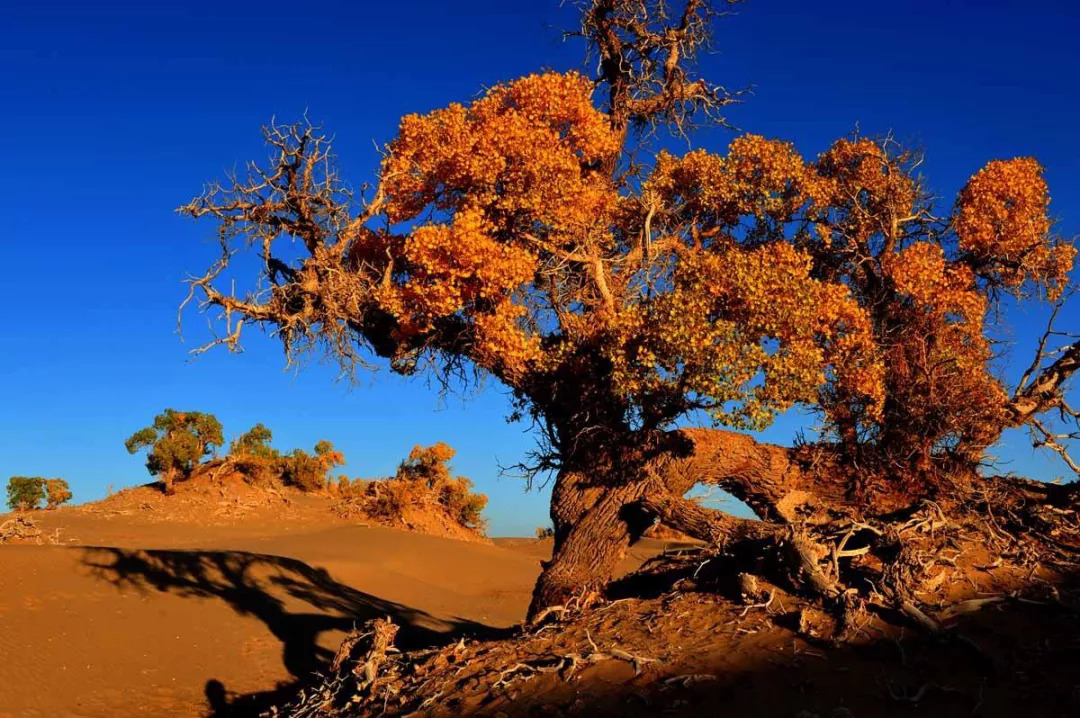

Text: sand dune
xmin=0 ymin=511 xmax=544 ymax=717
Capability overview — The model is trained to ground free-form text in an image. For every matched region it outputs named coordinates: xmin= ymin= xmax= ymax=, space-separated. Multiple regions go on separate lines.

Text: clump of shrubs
xmin=6 ymin=477 xmax=72 ymax=511
xmin=226 ymin=423 xmax=344 ymax=491
xmin=122 ymin=412 xmax=487 ymax=535
xmin=280 ymin=440 xmax=346 ymax=492
xmin=333 ymin=443 xmax=488 ymax=533
xmin=125 ymin=411 xmax=344 ymax=494
xmin=535 ymin=526 xmax=555 ymax=539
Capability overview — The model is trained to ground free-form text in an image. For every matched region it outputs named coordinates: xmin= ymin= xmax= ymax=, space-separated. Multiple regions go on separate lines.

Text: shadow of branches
xmin=80 ymin=546 xmax=508 ymax=716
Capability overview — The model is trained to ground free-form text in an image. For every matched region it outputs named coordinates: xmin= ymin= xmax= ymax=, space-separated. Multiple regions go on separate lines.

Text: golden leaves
xmin=366 ymin=72 xmax=625 ymax=378
xmin=646 ymin=134 xmax=815 ymax=227
xmin=352 ymin=78 xmax=1076 ymax=451
xmin=631 ymin=242 xmax=883 ymax=428
xmin=884 ymin=242 xmax=986 ymax=329
xmin=381 ymin=71 xmax=619 ymax=238
xmin=956 ymin=157 xmax=1074 ymax=298
xmin=383 ymin=208 xmax=538 ymax=334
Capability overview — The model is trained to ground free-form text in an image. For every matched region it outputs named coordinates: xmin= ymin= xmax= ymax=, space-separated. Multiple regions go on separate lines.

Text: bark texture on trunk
xmin=528 ymin=428 xmax=820 ymax=620
xmin=527 ymin=427 xmax=891 ymax=620
xmin=654 ymin=428 xmax=843 ymax=522
xmin=549 ymin=470 xmax=603 ymax=549
xmin=161 ymin=469 xmax=177 ymax=495
xmin=639 ymin=492 xmax=771 ymax=545
xmin=1007 ymin=340 xmax=1080 ymax=426
xmin=529 ymin=473 xmax=658 ymax=620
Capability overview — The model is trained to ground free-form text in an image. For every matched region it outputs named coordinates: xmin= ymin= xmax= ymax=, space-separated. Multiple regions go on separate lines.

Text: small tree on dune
xmin=230 ymin=423 xmax=279 ymax=460
xmin=395 ymin=443 xmax=488 ymax=530
xmin=6 ymin=477 xmax=47 ymax=511
xmin=214 ymin=423 xmax=345 ymax=492
xmin=280 ymin=440 xmax=345 ymax=491
xmin=226 ymin=423 xmax=284 ymax=486
xmin=125 ymin=409 xmax=224 ymax=494
xmin=180 ymin=0 xmax=1078 ymax=619
xmin=43 ymin=479 xmax=73 ymax=509
xmin=333 ymin=443 xmax=489 ymax=532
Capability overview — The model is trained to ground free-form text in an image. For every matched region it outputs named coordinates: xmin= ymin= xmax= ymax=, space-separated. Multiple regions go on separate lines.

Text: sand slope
xmin=0 ymin=510 xmax=547 ymax=717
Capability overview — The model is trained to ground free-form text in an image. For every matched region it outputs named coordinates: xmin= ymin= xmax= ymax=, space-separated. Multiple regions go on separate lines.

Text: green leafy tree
xmin=124 ymin=409 xmax=224 ymax=493
xmin=281 ymin=440 xmax=345 ymax=491
xmin=230 ymin=423 xmax=280 ymax=460
xmin=6 ymin=477 xmax=47 ymax=510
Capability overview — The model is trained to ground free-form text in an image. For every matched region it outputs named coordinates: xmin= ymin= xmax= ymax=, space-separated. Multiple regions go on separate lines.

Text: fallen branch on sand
xmin=0 ymin=515 xmax=45 ymax=544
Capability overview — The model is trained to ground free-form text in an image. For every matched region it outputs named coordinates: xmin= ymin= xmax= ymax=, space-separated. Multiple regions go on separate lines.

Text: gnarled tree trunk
xmin=528 ymin=421 xmax=1080 ymax=621
xmin=528 ymin=428 xmax=821 ymax=620
xmin=657 ymin=428 xmax=815 ymax=522
xmin=160 ymin=468 xmax=177 ymax=495
xmin=529 ymin=469 xmax=656 ymax=619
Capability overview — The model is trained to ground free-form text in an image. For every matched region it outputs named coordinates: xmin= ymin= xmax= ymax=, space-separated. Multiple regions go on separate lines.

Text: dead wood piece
xmin=528 ymin=604 xmax=568 ymax=627
xmin=328 ymin=618 xmax=400 ymax=697
xmin=783 ymin=529 xmax=842 ymax=600
xmin=609 ymin=647 xmax=661 ymax=675
xmin=0 ymin=515 xmax=44 ymax=544
xmin=900 ymin=600 xmax=942 ymax=633
xmin=664 ymin=673 xmax=717 ymax=687
xmin=737 ymin=572 xmax=763 ymax=603
xmin=939 ymin=597 xmax=1005 ymax=621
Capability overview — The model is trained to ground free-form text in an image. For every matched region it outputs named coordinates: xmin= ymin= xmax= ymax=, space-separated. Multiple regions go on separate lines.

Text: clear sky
xmin=2 ymin=0 xmax=1078 ymax=536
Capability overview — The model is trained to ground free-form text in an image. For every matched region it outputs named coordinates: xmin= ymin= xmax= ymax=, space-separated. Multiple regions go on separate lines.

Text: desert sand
xmin=0 ymin=502 xmax=669 ymax=717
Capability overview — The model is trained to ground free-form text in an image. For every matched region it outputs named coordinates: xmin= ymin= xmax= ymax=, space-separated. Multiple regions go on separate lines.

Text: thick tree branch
xmin=1009 ymin=339 xmax=1080 ymax=425
xmin=640 ymin=491 xmax=774 ymax=544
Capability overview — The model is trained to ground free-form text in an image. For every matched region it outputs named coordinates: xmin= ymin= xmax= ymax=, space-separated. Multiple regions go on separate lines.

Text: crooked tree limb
xmin=1006 ymin=298 xmax=1080 ymax=477
xmin=651 ymin=427 xmax=848 ymax=523
xmin=638 ymin=492 xmax=774 ymax=546
xmin=1009 ymin=339 xmax=1080 ymax=427
xmin=640 ymin=491 xmax=853 ymax=608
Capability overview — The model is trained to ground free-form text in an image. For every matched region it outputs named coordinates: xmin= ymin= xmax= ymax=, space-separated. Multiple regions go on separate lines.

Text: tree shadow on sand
xmin=80 ymin=546 xmax=510 ymax=716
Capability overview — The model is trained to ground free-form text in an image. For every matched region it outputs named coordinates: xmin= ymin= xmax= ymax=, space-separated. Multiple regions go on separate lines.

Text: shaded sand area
xmin=0 ymin=507 xmax=671 ymax=717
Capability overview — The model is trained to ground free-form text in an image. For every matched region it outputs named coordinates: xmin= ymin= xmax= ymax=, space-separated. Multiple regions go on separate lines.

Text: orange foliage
xmin=44 ymin=479 xmax=73 ymax=509
xmin=956 ymin=158 xmax=1074 ymax=298
xmin=178 ymin=5 xmax=1079 ymax=617
xmin=184 ymin=70 xmax=1074 ymax=487
xmin=648 ymin=135 xmax=818 ymax=228
xmin=632 ymin=241 xmax=882 ymax=429
xmin=333 ymin=443 xmax=487 ymax=533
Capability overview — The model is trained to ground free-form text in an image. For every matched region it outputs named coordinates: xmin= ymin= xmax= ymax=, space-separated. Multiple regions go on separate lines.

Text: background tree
xmin=6 ymin=477 xmax=47 ymax=511
xmin=230 ymin=423 xmax=279 ymax=460
xmin=333 ymin=443 xmax=489 ymax=532
xmin=125 ymin=409 xmax=224 ymax=494
xmin=280 ymin=440 xmax=345 ymax=492
xmin=395 ymin=443 xmax=488 ymax=530
xmin=43 ymin=479 xmax=72 ymax=509
xmin=179 ymin=0 xmax=1078 ymax=617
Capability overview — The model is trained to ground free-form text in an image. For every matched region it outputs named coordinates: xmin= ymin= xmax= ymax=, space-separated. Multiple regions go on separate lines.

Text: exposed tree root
xmin=268 ymin=420 xmax=1080 ymax=716
xmin=284 ymin=619 xmax=401 ymax=717
xmin=633 ymin=465 xmax=1080 ymax=646
xmin=0 ymin=515 xmax=45 ymax=544
xmin=272 ymin=524 xmax=1079 ymax=717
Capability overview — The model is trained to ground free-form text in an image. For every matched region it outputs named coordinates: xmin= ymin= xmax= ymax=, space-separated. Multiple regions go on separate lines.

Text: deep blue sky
xmin=2 ymin=1 xmax=1078 ymax=536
